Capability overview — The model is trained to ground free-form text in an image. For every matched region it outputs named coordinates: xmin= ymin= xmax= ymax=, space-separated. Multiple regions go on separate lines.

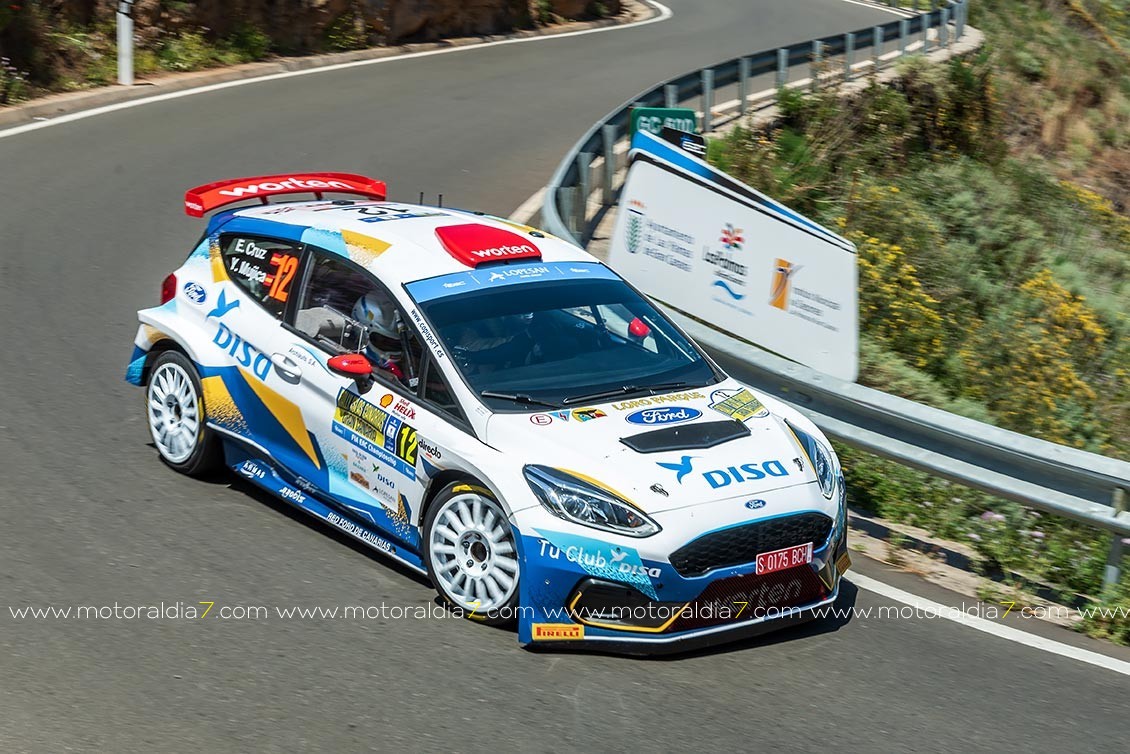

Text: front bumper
xmin=514 ymin=515 xmax=851 ymax=654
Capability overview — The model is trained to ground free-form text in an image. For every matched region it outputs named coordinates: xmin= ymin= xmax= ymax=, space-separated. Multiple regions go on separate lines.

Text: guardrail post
xmin=844 ymin=33 xmax=855 ymax=81
xmin=873 ymin=26 xmax=884 ymax=70
xmin=956 ymin=1 xmax=966 ymax=39
xmin=899 ymin=19 xmax=909 ymax=56
xmin=664 ymin=83 xmax=678 ymax=109
xmin=701 ymin=68 xmax=714 ymax=132
xmin=601 ymin=124 xmax=616 ymax=207
xmin=1103 ymin=488 xmax=1127 ymax=590
xmin=116 ymin=1 xmax=135 ymax=86
xmin=940 ymin=6 xmax=950 ymax=47
xmin=738 ymin=57 xmax=751 ymax=115
xmin=922 ymin=10 xmax=931 ymax=53
xmin=776 ymin=48 xmax=788 ymax=89
xmin=560 ymin=186 xmax=576 ymax=238
xmin=576 ymin=151 xmax=592 ymax=234
xmin=810 ymin=40 xmax=823 ymax=91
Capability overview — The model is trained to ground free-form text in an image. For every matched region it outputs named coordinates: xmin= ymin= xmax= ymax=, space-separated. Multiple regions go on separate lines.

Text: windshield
xmin=406 ymin=262 xmax=719 ymax=411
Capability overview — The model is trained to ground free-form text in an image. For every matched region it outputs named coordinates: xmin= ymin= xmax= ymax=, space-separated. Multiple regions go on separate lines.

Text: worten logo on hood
xmin=657 ymin=456 xmax=790 ymax=489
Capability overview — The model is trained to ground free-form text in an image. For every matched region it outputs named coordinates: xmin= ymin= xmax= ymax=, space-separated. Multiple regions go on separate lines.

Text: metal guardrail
xmin=539 ymin=0 xmax=1130 ymax=589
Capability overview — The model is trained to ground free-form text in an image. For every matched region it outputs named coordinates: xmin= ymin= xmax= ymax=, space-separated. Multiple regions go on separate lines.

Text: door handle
xmin=270 ymin=353 xmax=302 ymax=384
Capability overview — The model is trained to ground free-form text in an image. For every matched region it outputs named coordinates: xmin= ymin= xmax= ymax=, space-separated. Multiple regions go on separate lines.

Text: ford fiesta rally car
xmin=126 ymin=172 xmax=850 ymax=653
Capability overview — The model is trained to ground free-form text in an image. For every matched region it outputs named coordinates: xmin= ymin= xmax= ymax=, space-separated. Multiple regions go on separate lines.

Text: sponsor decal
xmin=182 ymin=281 xmax=207 ymax=305
xmin=239 ymin=460 xmax=266 ymax=480
xmin=708 ymin=388 xmax=769 ymax=421
xmin=313 ymin=204 xmax=444 ymax=224
xmin=379 ymin=394 xmax=394 ymax=408
xmin=212 ymin=323 xmax=270 ymax=382
xmin=538 ymin=539 xmax=661 ymax=579
xmin=392 ymin=398 xmax=417 ymax=421
xmin=286 ymin=345 xmax=327 ymax=372
xmin=531 ymin=623 xmax=584 ymax=641
xmin=409 ymin=308 xmax=446 ymax=360
xmin=205 ymin=288 xmax=240 ymax=320
xmin=530 ymin=414 xmax=552 ymax=426
xmin=346 ymin=448 xmax=397 ymax=507
xmin=550 ymin=410 xmax=571 ymax=422
xmin=610 ymin=391 xmax=705 ymax=411
xmin=325 ymin=511 xmax=395 ymax=554
xmin=625 ymin=406 xmax=701 ymax=426
xmin=218 ymin=177 xmax=354 ymax=198
xmin=332 ymin=389 xmax=418 ymax=480
xmin=417 ymin=438 xmax=442 ymax=461
xmin=745 ymin=499 xmax=767 ymax=510
xmin=435 ymin=223 xmax=542 ymax=266
xmin=279 ymin=487 xmax=306 ymax=504
xmin=656 ymin=455 xmax=696 ymax=484
xmin=702 ymin=460 xmax=790 ymax=490
xmin=571 ymin=407 xmax=606 ymax=422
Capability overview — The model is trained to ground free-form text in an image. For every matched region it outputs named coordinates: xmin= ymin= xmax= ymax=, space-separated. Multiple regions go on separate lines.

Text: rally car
xmin=126 ymin=172 xmax=850 ymax=653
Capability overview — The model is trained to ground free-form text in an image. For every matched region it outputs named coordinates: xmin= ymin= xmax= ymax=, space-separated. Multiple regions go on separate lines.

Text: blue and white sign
xmin=625 ymin=406 xmax=702 ymax=426
xmin=182 ymin=281 xmax=207 ymax=305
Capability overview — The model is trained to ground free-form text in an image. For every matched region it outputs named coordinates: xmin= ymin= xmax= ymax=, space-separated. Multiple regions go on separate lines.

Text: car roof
xmin=216 ymin=199 xmax=595 ymax=288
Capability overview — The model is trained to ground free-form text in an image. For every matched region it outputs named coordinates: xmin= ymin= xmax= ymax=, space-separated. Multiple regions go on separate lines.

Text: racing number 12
xmin=267 ymin=253 xmax=298 ymax=303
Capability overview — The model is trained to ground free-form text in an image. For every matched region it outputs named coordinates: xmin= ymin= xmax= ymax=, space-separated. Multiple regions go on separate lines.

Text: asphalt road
xmin=1 ymin=1 xmax=1127 ymax=751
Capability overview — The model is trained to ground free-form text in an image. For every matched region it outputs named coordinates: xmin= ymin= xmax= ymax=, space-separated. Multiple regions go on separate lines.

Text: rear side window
xmin=219 ymin=235 xmax=302 ymax=318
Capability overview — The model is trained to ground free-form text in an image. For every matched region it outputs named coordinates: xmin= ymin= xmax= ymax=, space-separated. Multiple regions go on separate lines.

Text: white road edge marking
xmin=838 ymin=0 xmax=917 ymax=19
xmin=0 ymin=2 xmax=672 ymax=141
xmin=850 ymin=571 xmax=1130 ymax=677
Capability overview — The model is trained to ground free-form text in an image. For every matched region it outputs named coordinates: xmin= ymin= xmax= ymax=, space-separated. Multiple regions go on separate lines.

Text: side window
xmin=219 ymin=235 xmax=301 ymax=318
xmin=295 ymin=251 xmax=422 ymax=389
xmin=421 ymin=358 xmax=464 ymax=421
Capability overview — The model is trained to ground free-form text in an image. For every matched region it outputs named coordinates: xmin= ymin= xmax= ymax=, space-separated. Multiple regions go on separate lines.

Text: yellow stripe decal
xmin=240 ymin=370 xmax=320 ymax=469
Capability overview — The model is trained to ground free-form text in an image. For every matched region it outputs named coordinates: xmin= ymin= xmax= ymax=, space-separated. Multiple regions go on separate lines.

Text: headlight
xmin=524 ymin=465 xmax=661 ymax=537
xmin=787 ymin=421 xmax=838 ymax=500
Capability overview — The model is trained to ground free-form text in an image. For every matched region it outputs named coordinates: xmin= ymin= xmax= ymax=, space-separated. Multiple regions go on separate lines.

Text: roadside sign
xmin=630 ymin=107 xmax=698 ymax=137
xmin=660 ymin=125 xmax=707 ymax=157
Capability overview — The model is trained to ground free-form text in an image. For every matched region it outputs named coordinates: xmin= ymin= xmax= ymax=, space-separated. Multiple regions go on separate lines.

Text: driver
xmin=451 ymin=312 xmax=538 ymax=371
xmin=352 ymin=290 xmax=406 ymax=384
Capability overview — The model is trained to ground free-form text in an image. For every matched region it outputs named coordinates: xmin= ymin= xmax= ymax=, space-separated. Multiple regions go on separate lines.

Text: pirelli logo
xmin=532 ymin=623 xmax=584 ymax=641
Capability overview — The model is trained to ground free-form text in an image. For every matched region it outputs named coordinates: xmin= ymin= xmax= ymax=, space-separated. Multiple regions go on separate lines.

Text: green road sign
xmin=630 ymin=107 xmax=699 ymax=137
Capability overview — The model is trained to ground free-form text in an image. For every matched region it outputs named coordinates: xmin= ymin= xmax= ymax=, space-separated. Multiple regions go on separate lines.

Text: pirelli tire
xmin=145 ymin=350 xmax=223 ymax=477
xmin=423 ymin=482 xmax=521 ymax=626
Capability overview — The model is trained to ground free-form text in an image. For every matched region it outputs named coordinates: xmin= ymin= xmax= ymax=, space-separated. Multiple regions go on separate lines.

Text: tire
xmin=423 ymin=482 xmax=520 ymax=625
xmin=145 ymin=350 xmax=223 ymax=477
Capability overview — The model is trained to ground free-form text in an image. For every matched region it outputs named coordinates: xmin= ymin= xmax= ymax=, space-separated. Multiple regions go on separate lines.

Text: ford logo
xmin=745 ymin=499 xmax=767 ymax=510
xmin=626 ymin=407 xmax=702 ymax=426
xmin=183 ymin=281 xmax=207 ymax=305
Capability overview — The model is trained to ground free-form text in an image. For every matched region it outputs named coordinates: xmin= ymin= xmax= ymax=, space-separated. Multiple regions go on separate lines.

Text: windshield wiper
xmin=561 ymin=381 xmax=689 ymax=406
xmin=479 ymin=391 xmax=560 ymax=409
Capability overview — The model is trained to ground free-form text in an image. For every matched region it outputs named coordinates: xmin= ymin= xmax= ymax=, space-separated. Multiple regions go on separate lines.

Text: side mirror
xmin=328 ymin=353 xmax=374 ymax=394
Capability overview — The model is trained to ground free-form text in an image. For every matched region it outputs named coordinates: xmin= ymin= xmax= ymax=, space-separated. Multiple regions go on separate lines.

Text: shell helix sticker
xmin=535 ymin=529 xmax=659 ymax=600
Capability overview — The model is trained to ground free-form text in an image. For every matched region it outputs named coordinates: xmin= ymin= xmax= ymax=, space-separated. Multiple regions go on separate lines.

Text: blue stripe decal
xmin=407 ymin=261 xmax=619 ymax=303
xmin=217 ymin=216 xmax=310 ymax=243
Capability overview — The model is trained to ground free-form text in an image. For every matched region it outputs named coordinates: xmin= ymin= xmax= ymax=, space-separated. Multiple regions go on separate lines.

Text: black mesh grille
xmin=670 ymin=512 xmax=834 ymax=577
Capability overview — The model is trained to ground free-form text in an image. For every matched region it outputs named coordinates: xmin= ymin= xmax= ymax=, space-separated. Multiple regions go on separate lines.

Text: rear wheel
xmin=146 ymin=351 xmax=222 ymax=476
xmin=423 ymin=483 xmax=520 ymax=625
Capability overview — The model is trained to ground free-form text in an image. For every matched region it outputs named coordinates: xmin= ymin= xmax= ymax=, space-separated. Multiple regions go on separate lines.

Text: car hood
xmin=484 ymin=381 xmax=817 ymax=514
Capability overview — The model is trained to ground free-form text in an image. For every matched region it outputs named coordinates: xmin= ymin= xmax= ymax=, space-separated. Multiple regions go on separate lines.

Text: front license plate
xmin=756 ymin=542 xmax=813 ymax=575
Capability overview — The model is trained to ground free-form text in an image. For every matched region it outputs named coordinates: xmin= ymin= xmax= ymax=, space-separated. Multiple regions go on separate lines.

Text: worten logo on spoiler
xmin=435 ymin=224 xmax=542 ymax=267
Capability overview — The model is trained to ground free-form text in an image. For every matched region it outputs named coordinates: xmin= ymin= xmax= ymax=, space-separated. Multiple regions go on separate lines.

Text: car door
xmin=209 ymin=233 xmax=322 ymax=478
xmin=282 ymin=247 xmax=455 ymax=549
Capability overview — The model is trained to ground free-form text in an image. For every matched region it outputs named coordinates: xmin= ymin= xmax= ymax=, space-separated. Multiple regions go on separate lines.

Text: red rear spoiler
xmin=184 ymin=172 xmax=387 ymax=217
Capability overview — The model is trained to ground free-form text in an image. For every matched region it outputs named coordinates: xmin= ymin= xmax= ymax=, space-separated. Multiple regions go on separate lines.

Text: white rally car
xmin=126 ymin=172 xmax=849 ymax=653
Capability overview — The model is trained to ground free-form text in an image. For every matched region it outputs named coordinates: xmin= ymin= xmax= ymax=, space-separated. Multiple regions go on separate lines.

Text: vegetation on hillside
xmin=710 ymin=0 xmax=1129 ymax=638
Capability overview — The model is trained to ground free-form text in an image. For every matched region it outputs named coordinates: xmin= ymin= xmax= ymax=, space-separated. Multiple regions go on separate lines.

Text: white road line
xmin=838 ymin=0 xmax=917 ymax=19
xmin=849 ymin=572 xmax=1130 ymax=677
xmin=0 ymin=2 xmax=672 ymax=141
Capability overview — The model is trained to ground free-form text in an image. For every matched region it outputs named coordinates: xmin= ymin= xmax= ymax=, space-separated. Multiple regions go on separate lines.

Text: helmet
xmin=352 ymin=290 xmax=397 ymax=340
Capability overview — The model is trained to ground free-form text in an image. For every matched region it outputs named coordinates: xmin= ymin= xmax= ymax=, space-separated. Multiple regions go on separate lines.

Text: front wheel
xmin=423 ymin=483 xmax=520 ymax=625
xmin=146 ymin=350 xmax=222 ymax=476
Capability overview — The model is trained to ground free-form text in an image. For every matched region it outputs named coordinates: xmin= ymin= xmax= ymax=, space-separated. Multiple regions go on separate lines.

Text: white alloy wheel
xmin=426 ymin=487 xmax=520 ymax=618
xmin=147 ymin=360 xmax=202 ymax=464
